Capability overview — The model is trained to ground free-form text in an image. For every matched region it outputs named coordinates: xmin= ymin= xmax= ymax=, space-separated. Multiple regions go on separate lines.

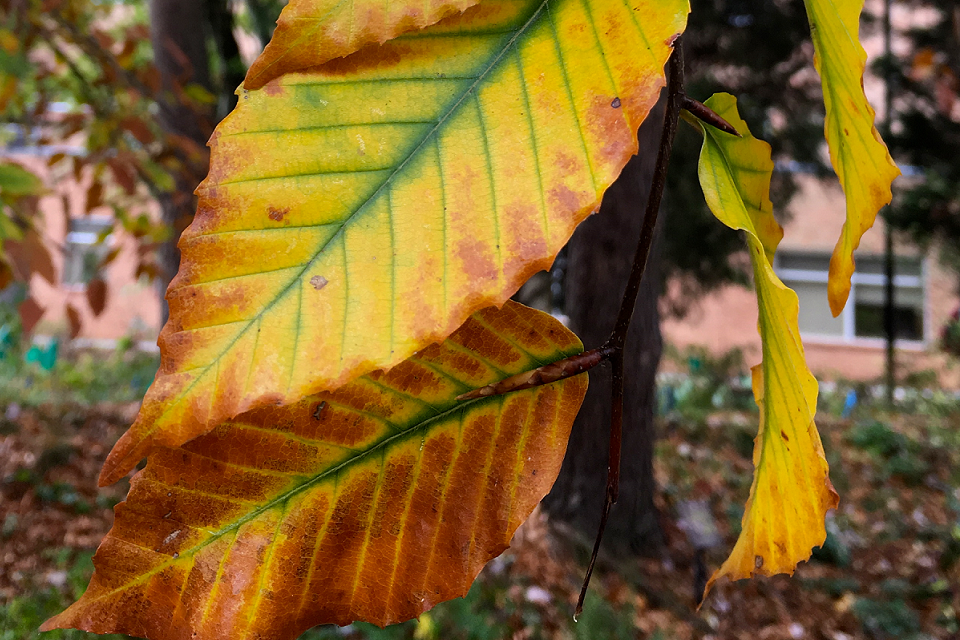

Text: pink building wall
xmin=662 ymin=175 xmax=960 ymax=390
xmin=9 ymin=153 xmax=162 ymax=347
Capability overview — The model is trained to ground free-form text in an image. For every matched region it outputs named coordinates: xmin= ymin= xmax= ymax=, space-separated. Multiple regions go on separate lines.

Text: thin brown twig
xmin=680 ymin=95 xmax=741 ymax=137
xmin=574 ymin=37 xmax=686 ymax=620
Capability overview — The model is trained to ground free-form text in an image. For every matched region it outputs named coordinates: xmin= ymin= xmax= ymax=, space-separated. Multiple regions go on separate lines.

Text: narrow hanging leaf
xmin=101 ymin=0 xmax=689 ymax=485
xmin=244 ymin=0 xmax=480 ymax=90
xmin=44 ymin=302 xmax=587 ymax=639
xmin=803 ymin=0 xmax=900 ymax=316
xmin=695 ymin=94 xmax=838 ymax=595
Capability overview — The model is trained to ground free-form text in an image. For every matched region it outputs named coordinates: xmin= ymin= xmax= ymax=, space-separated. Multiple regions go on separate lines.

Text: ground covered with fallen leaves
xmin=2 ymin=395 xmax=959 ymax=639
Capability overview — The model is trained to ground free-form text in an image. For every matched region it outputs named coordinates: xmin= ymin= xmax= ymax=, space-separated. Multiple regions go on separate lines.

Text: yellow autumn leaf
xmin=244 ymin=0 xmax=480 ymax=90
xmin=803 ymin=0 xmax=900 ymax=316
xmin=100 ymin=0 xmax=690 ymax=486
xmin=696 ymin=94 xmax=839 ymax=595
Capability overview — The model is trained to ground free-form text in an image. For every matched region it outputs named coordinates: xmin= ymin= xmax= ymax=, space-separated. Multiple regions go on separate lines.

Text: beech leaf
xmin=803 ymin=0 xmax=901 ymax=316
xmin=100 ymin=0 xmax=690 ymax=486
xmin=44 ymin=301 xmax=587 ymax=639
xmin=244 ymin=0 xmax=480 ymax=90
xmin=696 ymin=94 xmax=839 ymax=595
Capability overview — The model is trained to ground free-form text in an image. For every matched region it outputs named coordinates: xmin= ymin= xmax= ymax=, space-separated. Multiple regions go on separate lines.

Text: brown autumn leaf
xmin=66 ymin=304 xmax=82 ymax=338
xmin=86 ymin=181 xmax=104 ymax=213
xmin=44 ymin=301 xmax=587 ymax=639
xmin=106 ymin=156 xmax=138 ymax=195
xmin=86 ymin=277 xmax=108 ymax=316
xmin=6 ymin=231 xmax=56 ymax=285
xmin=19 ymin=297 xmax=44 ymax=334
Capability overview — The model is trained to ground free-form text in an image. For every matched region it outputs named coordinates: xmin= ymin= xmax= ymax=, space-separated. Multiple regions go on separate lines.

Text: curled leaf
xmin=803 ymin=0 xmax=901 ymax=315
xmin=244 ymin=0 xmax=480 ymax=90
xmin=696 ymin=94 xmax=838 ymax=595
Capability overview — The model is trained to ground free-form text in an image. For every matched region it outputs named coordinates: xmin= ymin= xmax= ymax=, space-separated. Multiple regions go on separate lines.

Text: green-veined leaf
xmin=101 ymin=0 xmax=690 ymax=485
xmin=45 ymin=301 xmax=587 ymax=639
xmin=803 ymin=0 xmax=900 ymax=316
xmin=696 ymin=94 xmax=839 ymax=594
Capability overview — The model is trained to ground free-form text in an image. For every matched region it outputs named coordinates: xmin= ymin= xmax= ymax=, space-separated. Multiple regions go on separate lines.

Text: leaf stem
xmin=680 ymin=95 xmax=741 ymax=137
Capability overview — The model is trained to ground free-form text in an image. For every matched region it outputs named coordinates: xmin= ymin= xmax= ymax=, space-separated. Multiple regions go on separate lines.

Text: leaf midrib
xmin=87 ymin=350 xmax=583 ymax=605
xmin=703 ymin=124 xmax=822 ymax=539
xmin=150 ymin=0 xmax=555 ymax=442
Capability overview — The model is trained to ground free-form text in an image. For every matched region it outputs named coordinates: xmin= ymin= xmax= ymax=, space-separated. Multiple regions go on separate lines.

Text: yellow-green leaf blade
xmin=803 ymin=0 xmax=900 ymax=315
xmin=244 ymin=0 xmax=480 ymax=90
xmin=696 ymin=94 xmax=839 ymax=593
xmin=45 ymin=302 xmax=587 ymax=639
xmin=101 ymin=0 xmax=690 ymax=485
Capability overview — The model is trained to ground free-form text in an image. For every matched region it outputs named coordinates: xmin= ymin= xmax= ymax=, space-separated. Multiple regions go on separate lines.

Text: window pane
xmin=792 ymin=281 xmax=844 ymax=336
xmin=851 ymin=255 xmax=923 ymax=277
xmin=778 ymin=253 xmax=831 ymax=272
xmin=779 ymin=251 xmax=923 ymax=277
xmin=854 ymin=284 xmax=924 ymax=340
xmin=69 ymin=218 xmax=113 ymax=235
xmin=62 ymin=218 xmax=112 ymax=286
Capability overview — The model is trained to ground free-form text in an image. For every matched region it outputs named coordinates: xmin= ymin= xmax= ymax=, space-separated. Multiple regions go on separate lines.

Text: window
xmin=63 ymin=218 xmax=113 ymax=286
xmin=775 ymin=251 xmax=926 ymax=344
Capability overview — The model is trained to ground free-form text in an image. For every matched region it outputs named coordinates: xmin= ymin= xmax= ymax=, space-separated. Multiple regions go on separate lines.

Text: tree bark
xmin=542 ymin=97 xmax=666 ymax=553
xmin=149 ymin=0 xmax=216 ymax=324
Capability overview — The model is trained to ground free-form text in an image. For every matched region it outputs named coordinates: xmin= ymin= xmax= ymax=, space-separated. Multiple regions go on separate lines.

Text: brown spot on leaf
xmin=547 ymin=185 xmax=582 ymax=213
xmin=611 ymin=97 xmax=621 ymax=108
xmin=781 ymin=430 xmax=789 ymax=442
xmin=263 ymin=80 xmax=285 ymax=97
xmin=310 ymin=276 xmax=329 ymax=291
xmin=754 ymin=555 xmax=764 ymax=569
xmin=456 ymin=238 xmax=496 ymax=281
xmin=268 ymin=207 xmax=290 ymax=222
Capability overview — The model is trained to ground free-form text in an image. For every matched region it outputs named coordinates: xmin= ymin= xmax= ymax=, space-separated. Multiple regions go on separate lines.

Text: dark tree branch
xmin=575 ymin=38 xmax=686 ymax=620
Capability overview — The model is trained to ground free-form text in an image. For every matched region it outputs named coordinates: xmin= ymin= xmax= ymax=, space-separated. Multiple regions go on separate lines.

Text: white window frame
xmin=62 ymin=216 xmax=115 ymax=291
xmin=774 ymin=253 xmax=928 ymax=350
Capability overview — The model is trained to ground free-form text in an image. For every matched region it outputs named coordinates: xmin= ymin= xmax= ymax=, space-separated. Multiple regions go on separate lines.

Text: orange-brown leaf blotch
xmin=244 ymin=0 xmax=480 ymax=90
xmin=45 ymin=302 xmax=588 ymax=640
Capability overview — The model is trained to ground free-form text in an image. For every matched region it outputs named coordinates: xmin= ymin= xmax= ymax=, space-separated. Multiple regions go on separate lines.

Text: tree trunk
xmin=542 ymin=97 xmax=666 ymax=553
xmin=149 ymin=0 xmax=216 ymax=324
